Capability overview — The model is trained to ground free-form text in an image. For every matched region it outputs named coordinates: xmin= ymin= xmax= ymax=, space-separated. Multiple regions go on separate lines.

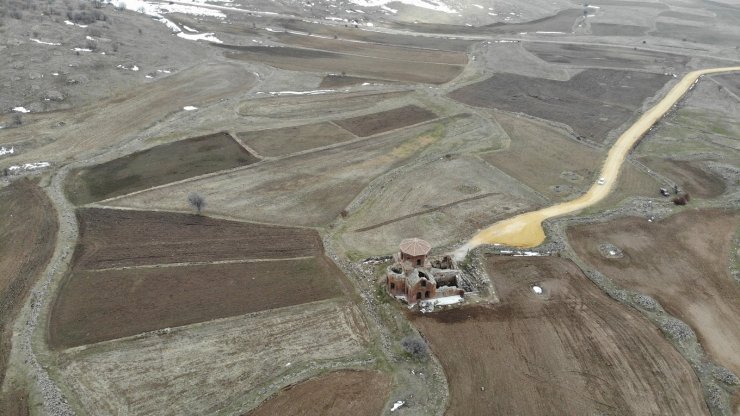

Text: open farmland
xmin=65 ymin=132 xmax=259 ymax=205
xmin=237 ymin=122 xmax=355 ymax=157
xmin=74 ymin=208 xmax=323 ymax=269
xmin=246 ymin=370 xmax=391 ymax=416
xmin=636 ymin=157 xmax=725 ymax=198
xmin=339 ymin=155 xmax=544 ymax=256
xmin=220 ymin=45 xmax=465 ymax=84
xmin=567 ymin=210 xmax=740 ymax=386
xmin=0 ymin=180 xmax=58 ymax=387
xmin=102 ymin=125 xmax=444 ymax=227
xmin=334 ymin=105 xmax=438 ymax=137
xmin=485 ymin=111 xmax=601 ymax=200
xmin=390 ymin=9 xmax=583 ymax=35
xmin=272 ymin=33 xmax=468 ymax=65
xmin=50 ymin=257 xmax=346 ymax=348
xmin=319 ymin=75 xmax=398 ymax=88
xmin=0 ymin=63 xmax=256 ymax=166
xmin=412 ymin=256 xmax=710 ymax=416
xmin=523 ymin=43 xmax=690 ymax=70
xmin=60 ymin=300 xmax=371 ymax=416
xmin=237 ymin=91 xmax=411 ymax=119
xmin=449 ymin=69 xmax=671 ymax=143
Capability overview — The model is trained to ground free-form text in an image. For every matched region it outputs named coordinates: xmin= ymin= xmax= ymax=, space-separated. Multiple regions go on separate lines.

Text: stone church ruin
xmin=385 ymin=238 xmax=466 ymax=306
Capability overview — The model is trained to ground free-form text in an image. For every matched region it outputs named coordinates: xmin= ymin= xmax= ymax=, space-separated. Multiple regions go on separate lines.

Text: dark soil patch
xmin=237 ymin=122 xmax=355 ymax=157
xmin=449 ymin=69 xmax=670 ymax=142
xmin=73 ymin=208 xmax=323 ymax=270
xmin=0 ymin=389 xmax=30 ymax=416
xmin=49 ymin=257 xmax=346 ymax=348
xmin=567 ymin=210 xmax=740 ymax=381
xmin=222 ymin=46 xmax=464 ymax=84
xmin=639 ymin=157 xmax=725 ymax=198
xmin=411 ymin=256 xmax=709 ymax=416
xmin=653 ymin=22 xmax=738 ymax=45
xmin=65 ymin=132 xmax=259 ymax=205
xmin=713 ymin=73 xmax=740 ymax=99
xmin=334 ymin=105 xmax=437 ymax=137
xmin=523 ymin=42 xmax=689 ymax=70
xmin=0 ymin=179 xmax=58 ymax=386
xmin=245 ymin=370 xmax=391 ymax=416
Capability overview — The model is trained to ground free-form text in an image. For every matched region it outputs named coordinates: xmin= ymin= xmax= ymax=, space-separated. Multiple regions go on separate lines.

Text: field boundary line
xmin=82 ymin=256 xmax=317 ymax=272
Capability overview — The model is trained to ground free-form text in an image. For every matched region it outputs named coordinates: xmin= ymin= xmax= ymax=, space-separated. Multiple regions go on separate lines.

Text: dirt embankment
xmin=567 ymin=210 xmax=740 ymax=382
xmin=412 ymin=256 xmax=709 ymax=416
xmin=0 ymin=179 xmax=58 ymax=388
xmin=245 ymin=370 xmax=391 ymax=416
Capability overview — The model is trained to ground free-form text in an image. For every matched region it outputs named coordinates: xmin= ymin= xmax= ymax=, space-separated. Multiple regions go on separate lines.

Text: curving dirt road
xmin=456 ymin=66 xmax=740 ymax=255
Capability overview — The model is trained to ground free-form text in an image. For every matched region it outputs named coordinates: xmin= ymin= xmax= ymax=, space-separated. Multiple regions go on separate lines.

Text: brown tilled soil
xmin=245 ymin=370 xmax=392 ymax=416
xmin=449 ymin=69 xmax=671 ymax=143
xmin=221 ymin=46 xmax=464 ymax=85
xmin=65 ymin=132 xmax=259 ymax=205
xmin=0 ymin=389 xmax=30 ymax=416
xmin=237 ymin=122 xmax=355 ymax=157
xmin=50 ymin=256 xmax=347 ymax=348
xmin=412 ymin=256 xmax=709 ymax=416
xmin=567 ymin=210 xmax=740 ymax=381
xmin=73 ymin=208 xmax=324 ymax=269
xmin=638 ymin=157 xmax=726 ymax=198
xmin=0 ymin=179 xmax=58 ymax=386
xmin=334 ymin=105 xmax=437 ymax=137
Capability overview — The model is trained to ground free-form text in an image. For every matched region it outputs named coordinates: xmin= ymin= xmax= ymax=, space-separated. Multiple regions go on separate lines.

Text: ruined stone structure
xmin=386 ymin=238 xmax=464 ymax=305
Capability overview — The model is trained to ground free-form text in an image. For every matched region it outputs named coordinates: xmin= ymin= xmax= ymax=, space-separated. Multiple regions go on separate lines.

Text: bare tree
xmin=188 ymin=193 xmax=206 ymax=215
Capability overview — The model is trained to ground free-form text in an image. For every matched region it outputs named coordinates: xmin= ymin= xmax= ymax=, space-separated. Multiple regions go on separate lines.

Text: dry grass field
xmin=636 ymin=157 xmax=725 ymax=198
xmin=485 ymin=112 xmax=601 ymax=200
xmin=103 ymin=125 xmax=443 ymax=227
xmin=449 ymin=69 xmax=671 ymax=143
xmin=567 ymin=210 xmax=740 ymax=387
xmin=60 ymin=299 xmax=371 ymax=416
xmin=334 ymin=105 xmax=437 ymax=137
xmin=50 ymin=257 xmax=346 ymax=348
xmin=0 ymin=180 xmax=58 ymax=386
xmin=246 ymin=370 xmax=391 ymax=416
xmin=73 ymin=208 xmax=323 ymax=269
xmin=65 ymin=133 xmax=259 ymax=205
xmin=237 ymin=122 xmax=355 ymax=157
xmin=237 ymin=91 xmax=411 ymax=119
xmin=412 ymin=256 xmax=710 ymax=416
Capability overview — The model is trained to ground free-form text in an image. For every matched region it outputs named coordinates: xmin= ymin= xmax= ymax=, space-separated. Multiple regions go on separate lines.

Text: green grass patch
xmin=65 ymin=132 xmax=259 ymax=205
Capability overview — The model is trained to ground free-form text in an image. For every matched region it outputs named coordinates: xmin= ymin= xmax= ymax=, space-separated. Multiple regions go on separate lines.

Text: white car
xmin=597 ymin=177 xmax=606 ymax=185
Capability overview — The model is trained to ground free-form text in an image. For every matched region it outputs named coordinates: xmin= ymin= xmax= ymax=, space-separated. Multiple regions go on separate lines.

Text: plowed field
xmin=412 ymin=256 xmax=709 ymax=416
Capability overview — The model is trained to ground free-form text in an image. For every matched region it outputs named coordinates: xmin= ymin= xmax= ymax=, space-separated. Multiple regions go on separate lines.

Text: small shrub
xmin=672 ymin=193 xmax=691 ymax=205
xmin=12 ymin=113 xmax=23 ymax=126
xmin=400 ymin=336 xmax=428 ymax=360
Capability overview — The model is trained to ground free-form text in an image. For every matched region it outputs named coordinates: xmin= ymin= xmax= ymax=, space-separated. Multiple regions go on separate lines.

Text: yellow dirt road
xmin=458 ymin=66 xmax=740 ymax=253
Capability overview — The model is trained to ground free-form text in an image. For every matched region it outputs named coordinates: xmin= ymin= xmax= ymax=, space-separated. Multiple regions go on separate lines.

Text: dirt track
xmin=567 ymin=210 xmax=740 ymax=386
xmin=412 ymin=256 xmax=709 ymax=416
xmin=0 ymin=180 xmax=58 ymax=388
xmin=246 ymin=370 xmax=391 ymax=416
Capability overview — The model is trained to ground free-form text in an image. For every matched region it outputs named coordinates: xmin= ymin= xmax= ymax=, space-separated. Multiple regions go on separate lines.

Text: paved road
xmin=456 ymin=66 xmax=740 ymax=257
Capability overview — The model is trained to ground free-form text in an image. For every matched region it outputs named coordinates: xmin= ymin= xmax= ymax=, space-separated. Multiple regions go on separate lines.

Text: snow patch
xmin=266 ymin=89 xmax=334 ymax=96
xmin=532 ymin=285 xmax=543 ymax=294
xmin=183 ymin=25 xmax=198 ymax=32
xmin=536 ymin=31 xmax=565 ymax=34
xmin=64 ymin=20 xmax=87 ymax=27
xmin=349 ymin=0 xmax=457 ymax=14
xmin=30 ymin=38 xmax=61 ymax=46
xmin=391 ymin=401 xmax=405 ymax=412
xmin=8 ymin=162 xmax=50 ymax=173
xmin=12 ymin=107 xmax=30 ymax=113
xmin=71 ymin=48 xmax=93 ymax=52
xmin=177 ymin=32 xmax=223 ymax=43
xmin=183 ymin=106 xmax=198 ymax=111
xmin=472 ymin=4 xmax=484 ymax=8
xmin=0 ymin=146 xmax=14 ymax=157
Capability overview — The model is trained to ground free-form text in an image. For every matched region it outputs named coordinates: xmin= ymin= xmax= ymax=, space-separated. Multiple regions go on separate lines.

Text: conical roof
xmin=399 ymin=238 xmax=431 ymax=256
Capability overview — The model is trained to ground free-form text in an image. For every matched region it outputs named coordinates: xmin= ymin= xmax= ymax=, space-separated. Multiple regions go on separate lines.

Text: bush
xmin=400 ymin=336 xmax=428 ymax=360
xmin=672 ymin=193 xmax=691 ymax=205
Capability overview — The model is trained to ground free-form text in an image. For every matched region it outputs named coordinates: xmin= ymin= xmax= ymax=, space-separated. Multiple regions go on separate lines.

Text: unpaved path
xmin=456 ymin=66 xmax=740 ymax=254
